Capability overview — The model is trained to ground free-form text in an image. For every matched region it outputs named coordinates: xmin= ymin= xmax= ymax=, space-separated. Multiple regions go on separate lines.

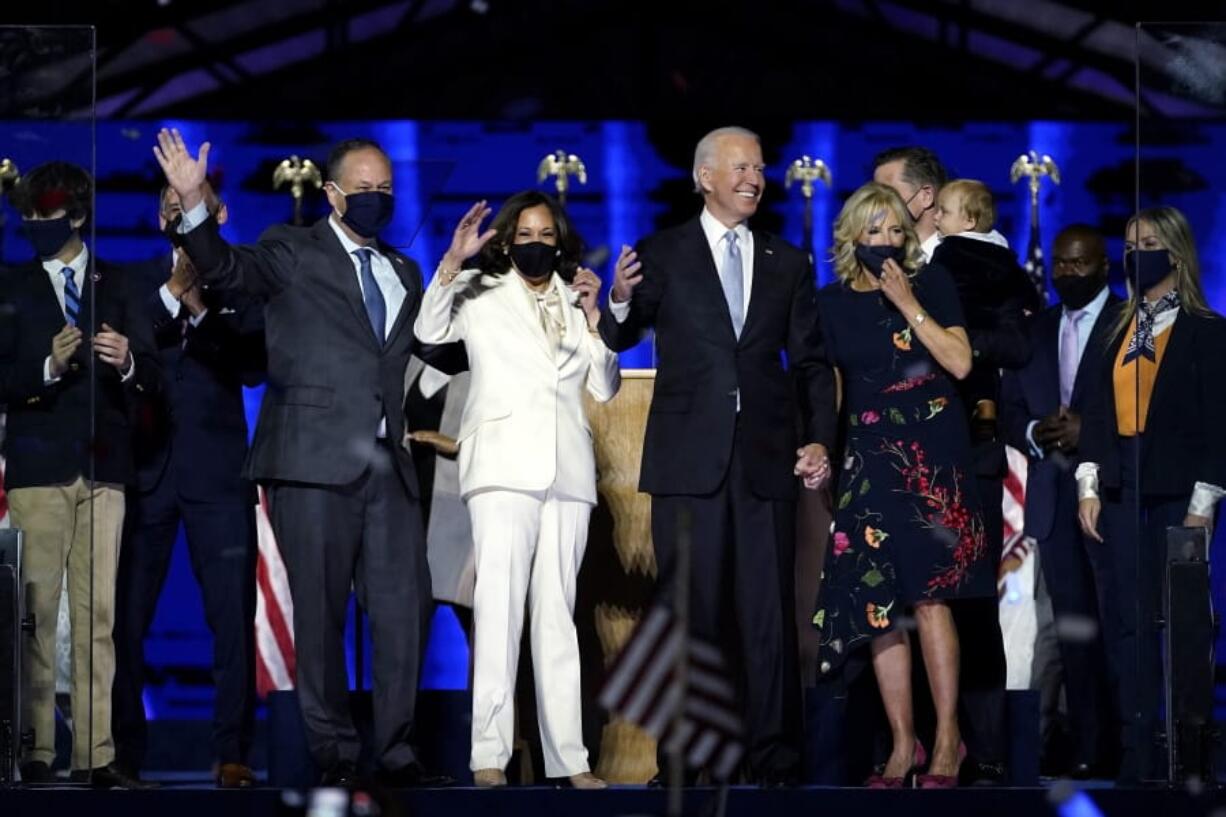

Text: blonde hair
xmin=941 ymin=179 xmax=995 ymax=232
xmin=1111 ymin=205 xmax=1216 ymax=341
xmin=831 ymin=182 xmax=923 ymax=284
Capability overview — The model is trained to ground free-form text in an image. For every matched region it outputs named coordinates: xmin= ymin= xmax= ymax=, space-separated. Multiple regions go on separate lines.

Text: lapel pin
xmin=765 ymin=248 xmax=774 ymax=256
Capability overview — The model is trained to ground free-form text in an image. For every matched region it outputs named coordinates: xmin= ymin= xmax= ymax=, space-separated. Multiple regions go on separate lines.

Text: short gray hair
xmin=692 ymin=126 xmax=760 ymax=193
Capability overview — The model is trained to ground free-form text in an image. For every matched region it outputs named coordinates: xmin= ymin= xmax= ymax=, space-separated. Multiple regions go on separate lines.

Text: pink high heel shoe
xmin=916 ymin=740 xmax=966 ymax=789
xmin=866 ymin=740 xmax=927 ymax=789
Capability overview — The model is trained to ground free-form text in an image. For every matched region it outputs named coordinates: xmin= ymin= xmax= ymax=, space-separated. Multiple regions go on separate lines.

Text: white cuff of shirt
xmin=179 ymin=200 xmax=210 ymax=233
xmin=1188 ymin=481 xmax=1226 ymax=520
xmin=43 ymin=355 xmax=60 ymax=385
xmin=120 ymin=353 xmax=136 ymax=382
xmin=608 ymin=295 xmax=630 ymax=324
xmin=158 ymin=283 xmax=182 ymax=318
xmin=1075 ymin=462 xmax=1099 ymax=501
xmin=1025 ymin=420 xmax=1044 ymax=460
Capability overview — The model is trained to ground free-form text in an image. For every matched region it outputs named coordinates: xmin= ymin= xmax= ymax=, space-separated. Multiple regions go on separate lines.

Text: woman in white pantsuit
xmin=414 ymin=193 xmax=620 ymax=789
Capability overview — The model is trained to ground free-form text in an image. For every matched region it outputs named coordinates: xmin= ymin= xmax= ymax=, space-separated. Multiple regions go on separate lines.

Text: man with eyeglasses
xmin=1000 ymin=224 xmax=1120 ymax=779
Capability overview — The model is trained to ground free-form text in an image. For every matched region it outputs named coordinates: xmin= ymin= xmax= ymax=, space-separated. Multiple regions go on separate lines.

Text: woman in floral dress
xmin=811 ymin=182 xmax=992 ymax=788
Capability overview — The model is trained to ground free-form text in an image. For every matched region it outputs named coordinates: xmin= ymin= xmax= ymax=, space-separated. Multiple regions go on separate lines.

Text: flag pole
xmin=1009 ymin=150 xmax=1060 ymax=303
xmin=784 ymin=156 xmax=831 ymax=273
xmin=669 ymin=506 xmax=691 ymax=817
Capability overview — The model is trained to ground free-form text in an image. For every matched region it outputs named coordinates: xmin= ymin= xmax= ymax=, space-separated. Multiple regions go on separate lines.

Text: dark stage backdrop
xmin=1 ymin=118 xmax=1223 ymax=723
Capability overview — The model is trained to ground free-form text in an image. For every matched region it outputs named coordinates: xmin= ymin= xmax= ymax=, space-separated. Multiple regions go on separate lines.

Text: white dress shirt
xmin=158 ymin=249 xmax=209 ymax=326
xmin=609 ymin=206 xmax=754 ymax=324
xmin=42 ymin=245 xmax=134 ymax=384
xmin=1025 ymin=284 xmax=1110 ymax=457
xmin=324 ymin=215 xmax=407 ymax=340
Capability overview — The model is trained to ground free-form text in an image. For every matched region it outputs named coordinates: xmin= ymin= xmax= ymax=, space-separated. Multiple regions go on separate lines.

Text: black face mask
xmin=854 ymin=244 xmax=907 ymax=278
xmin=1052 ymin=273 xmax=1106 ymax=311
xmin=1124 ymin=248 xmax=1173 ymax=293
xmin=337 ymin=189 xmax=395 ymax=239
xmin=24 ymin=216 xmax=75 ymax=259
xmin=508 ymin=241 xmax=558 ymax=281
xmin=162 ymin=215 xmax=186 ymax=249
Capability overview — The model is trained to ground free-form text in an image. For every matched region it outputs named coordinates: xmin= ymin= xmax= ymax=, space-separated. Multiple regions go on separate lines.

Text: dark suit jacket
xmin=0 ymin=257 xmax=161 ymax=489
xmin=179 ymin=215 xmax=458 ymax=494
xmin=598 ymin=217 xmax=837 ymax=500
xmin=127 ymin=253 xmax=266 ymax=503
xmin=1000 ymin=291 xmax=1122 ymax=540
xmin=1076 ymin=303 xmax=1226 ymax=498
xmin=931 ymin=236 xmax=1042 ymax=478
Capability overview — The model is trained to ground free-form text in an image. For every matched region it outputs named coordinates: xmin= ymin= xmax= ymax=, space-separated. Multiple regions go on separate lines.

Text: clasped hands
xmin=795 ymin=443 xmax=831 ymax=491
xmin=1034 ymin=406 xmax=1080 ymax=454
xmin=49 ymin=322 xmax=132 ymax=378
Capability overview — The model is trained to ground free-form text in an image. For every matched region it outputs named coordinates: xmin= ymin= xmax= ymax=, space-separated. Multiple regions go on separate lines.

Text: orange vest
xmin=1113 ymin=315 xmax=1175 ymax=436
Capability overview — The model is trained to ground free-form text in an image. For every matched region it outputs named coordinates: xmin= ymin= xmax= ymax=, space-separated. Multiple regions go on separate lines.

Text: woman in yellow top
xmin=1076 ymin=205 xmax=1226 ymax=783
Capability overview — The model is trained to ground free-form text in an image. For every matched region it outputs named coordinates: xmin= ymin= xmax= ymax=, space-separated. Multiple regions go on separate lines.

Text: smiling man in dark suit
xmin=599 ymin=126 xmax=837 ymax=785
xmin=1000 ymin=224 xmax=1121 ymax=779
xmin=154 ymin=129 xmax=456 ymax=788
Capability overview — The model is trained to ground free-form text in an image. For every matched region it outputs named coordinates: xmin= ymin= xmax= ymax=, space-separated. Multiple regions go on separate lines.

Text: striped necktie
xmin=62 ymin=267 xmax=81 ymax=326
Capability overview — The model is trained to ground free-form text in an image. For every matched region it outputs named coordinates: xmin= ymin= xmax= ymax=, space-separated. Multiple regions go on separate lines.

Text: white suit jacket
xmin=413 ymin=268 xmax=621 ymax=504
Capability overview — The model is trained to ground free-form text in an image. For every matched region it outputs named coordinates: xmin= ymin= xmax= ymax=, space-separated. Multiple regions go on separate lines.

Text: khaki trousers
xmin=8 ymin=477 xmax=124 ymax=770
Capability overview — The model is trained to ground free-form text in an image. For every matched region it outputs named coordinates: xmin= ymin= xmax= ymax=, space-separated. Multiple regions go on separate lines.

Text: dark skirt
xmin=813 ymin=375 xmax=994 ymax=677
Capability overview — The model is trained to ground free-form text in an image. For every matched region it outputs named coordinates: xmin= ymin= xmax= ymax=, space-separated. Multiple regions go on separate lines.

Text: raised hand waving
xmin=153 ymin=128 xmax=211 ymax=213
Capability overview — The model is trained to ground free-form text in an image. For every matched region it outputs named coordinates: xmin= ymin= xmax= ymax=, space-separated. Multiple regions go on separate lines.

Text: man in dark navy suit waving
xmin=154 ymin=128 xmax=457 ymax=788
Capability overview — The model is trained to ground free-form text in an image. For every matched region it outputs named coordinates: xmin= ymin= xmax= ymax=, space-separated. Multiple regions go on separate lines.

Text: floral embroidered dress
xmin=812 ymin=264 xmax=993 ymax=677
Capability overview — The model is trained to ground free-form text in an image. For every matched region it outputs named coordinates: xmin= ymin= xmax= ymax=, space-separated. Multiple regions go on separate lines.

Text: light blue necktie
xmin=62 ymin=267 xmax=81 ymax=327
xmin=721 ymin=230 xmax=745 ymax=338
xmin=354 ymin=248 xmax=386 ymax=345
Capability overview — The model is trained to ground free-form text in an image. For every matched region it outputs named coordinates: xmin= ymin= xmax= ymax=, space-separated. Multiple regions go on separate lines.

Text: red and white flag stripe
xmin=254 ymin=485 xmax=296 ymax=696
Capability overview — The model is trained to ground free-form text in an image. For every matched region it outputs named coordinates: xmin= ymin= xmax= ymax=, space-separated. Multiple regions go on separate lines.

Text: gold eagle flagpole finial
xmin=784 ymin=155 xmax=832 ymax=268
xmin=537 ymin=150 xmax=587 ymax=208
xmin=1010 ymin=150 xmax=1061 ymax=299
xmin=0 ymin=158 xmax=19 ymax=260
xmin=0 ymin=158 xmax=19 ymax=195
xmin=273 ymin=155 xmax=323 ymax=226
xmin=1009 ymin=149 xmax=1060 ymax=210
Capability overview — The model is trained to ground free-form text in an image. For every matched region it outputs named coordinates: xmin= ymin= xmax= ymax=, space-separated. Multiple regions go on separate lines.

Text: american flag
xmin=599 ymin=605 xmax=744 ymax=780
xmin=1021 ymin=197 xmax=1049 ymax=303
xmin=1000 ymin=445 xmax=1030 ymax=568
xmin=254 ymin=486 xmax=296 ymax=696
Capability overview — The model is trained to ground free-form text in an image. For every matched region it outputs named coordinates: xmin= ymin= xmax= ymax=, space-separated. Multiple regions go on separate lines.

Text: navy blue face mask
xmin=1124 ymin=248 xmax=1173 ymax=293
xmin=24 ymin=215 xmax=75 ymax=259
xmin=854 ymin=244 xmax=907 ymax=278
xmin=334 ymin=186 xmax=395 ymax=239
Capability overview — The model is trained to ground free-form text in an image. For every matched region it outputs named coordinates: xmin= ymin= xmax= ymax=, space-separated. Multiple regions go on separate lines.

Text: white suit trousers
xmin=467 ymin=488 xmax=591 ymax=778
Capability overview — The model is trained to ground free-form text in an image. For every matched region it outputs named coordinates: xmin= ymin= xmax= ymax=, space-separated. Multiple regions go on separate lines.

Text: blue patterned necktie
xmin=354 ymin=248 xmax=387 ymax=345
xmin=721 ymin=230 xmax=745 ymax=338
xmin=62 ymin=267 xmax=80 ymax=326
xmin=1122 ymin=289 xmax=1180 ymax=365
